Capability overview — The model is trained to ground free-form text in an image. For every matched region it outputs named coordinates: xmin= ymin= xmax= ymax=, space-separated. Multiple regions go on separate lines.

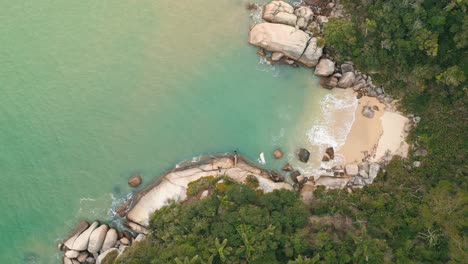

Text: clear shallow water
xmin=0 ymin=0 xmax=331 ymax=263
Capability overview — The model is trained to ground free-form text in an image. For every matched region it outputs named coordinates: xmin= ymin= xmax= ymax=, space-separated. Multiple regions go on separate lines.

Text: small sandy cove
xmin=336 ymin=90 xmax=409 ymax=164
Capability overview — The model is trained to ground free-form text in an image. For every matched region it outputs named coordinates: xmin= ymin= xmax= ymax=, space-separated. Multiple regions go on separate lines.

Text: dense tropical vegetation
xmin=113 ymin=1 xmax=466 ymax=263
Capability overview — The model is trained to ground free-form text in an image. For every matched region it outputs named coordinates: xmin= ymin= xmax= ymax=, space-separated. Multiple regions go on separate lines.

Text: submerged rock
xmin=297 ymin=148 xmax=310 ymax=163
xmin=128 ymin=174 xmax=142 ymax=188
xmin=269 ymin=171 xmax=284 ymax=182
xmin=273 ymin=149 xmax=283 ymax=159
xmin=249 ymin=23 xmax=322 ymax=67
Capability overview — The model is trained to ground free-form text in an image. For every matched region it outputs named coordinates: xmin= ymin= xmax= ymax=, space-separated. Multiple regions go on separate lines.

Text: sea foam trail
xmin=304 ymin=92 xmax=358 ymax=173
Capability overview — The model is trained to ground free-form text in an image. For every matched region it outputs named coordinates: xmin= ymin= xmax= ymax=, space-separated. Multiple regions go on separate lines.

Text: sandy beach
xmin=334 ymin=90 xmax=409 ymax=165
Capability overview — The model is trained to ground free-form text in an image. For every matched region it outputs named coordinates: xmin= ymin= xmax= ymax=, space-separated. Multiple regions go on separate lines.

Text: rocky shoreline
xmin=56 ymin=1 xmax=417 ymax=263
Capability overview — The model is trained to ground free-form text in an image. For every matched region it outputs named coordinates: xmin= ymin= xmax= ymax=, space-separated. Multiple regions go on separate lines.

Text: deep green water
xmin=0 ymin=0 xmax=328 ymax=263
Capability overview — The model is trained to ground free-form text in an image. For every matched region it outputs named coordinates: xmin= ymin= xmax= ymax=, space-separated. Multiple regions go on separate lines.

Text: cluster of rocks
xmin=58 ymin=221 xmax=145 ymax=264
xmin=248 ymin=1 xmax=393 ymax=106
xmin=315 ymin=59 xmax=393 ymax=104
xmin=248 ymin=1 xmax=327 ymax=67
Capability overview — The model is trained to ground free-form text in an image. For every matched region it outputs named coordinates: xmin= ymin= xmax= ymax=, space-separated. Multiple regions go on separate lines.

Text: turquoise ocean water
xmin=0 ymin=0 xmax=329 ymax=262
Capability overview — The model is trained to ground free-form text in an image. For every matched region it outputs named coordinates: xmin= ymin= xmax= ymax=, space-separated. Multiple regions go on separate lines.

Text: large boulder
xmin=263 ymin=1 xmax=295 ymax=26
xmin=297 ymin=148 xmax=310 ymax=163
xmin=71 ymin=221 xmax=99 ymax=251
xmin=314 ymin=59 xmax=335 ymax=76
xmin=249 ymin=23 xmax=322 ymax=67
xmin=337 ymin=72 xmax=356 ymax=88
xmin=101 ymin=228 xmax=118 ymax=252
xmin=64 ymin=250 xmax=80 ymax=259
xmin=294 ymin=6 xmax=314 ymax=29
xmin=88 ymin=224 xmax=109 ymax=253
xmin=64 ymin=221 xmax=90 ymax=249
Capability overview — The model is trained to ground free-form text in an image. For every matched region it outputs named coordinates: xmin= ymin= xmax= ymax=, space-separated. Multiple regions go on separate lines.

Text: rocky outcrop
xmin=125 ymin=155 xmax=293 ymax=227
xmin=345 ymin=164 xmax=359 ymax=176
xmin=249 ymin=23 xmax=322 ymax=67
xmin=314 ymin=59 xmax=335 ymax=76
xmin=362 ymin=105 xmax=375 ymax=118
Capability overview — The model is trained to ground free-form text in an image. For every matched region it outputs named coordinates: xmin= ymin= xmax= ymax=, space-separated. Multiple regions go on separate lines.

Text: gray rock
xmin=63 ymin=257 xmax=73 ymax=264
xmin=320 ymin=76 xmax=338 ymax=89
xmin=337 ymin=72 xmax=355 ymax=88
xmin=314 ymin=59 xmax=335 ymax=76
xmin=413 ymin=161 xmax=421 ymax=168
xmin=96 ymin=248 xmax=119 ymax=264
xmin=352 ymin=176 xmax=365 ymax=186
xmin=341 ymin=63 xmax=354 ymax=73
xmin=77 ymin=251 xmax=88 ymax=263
xmin=86 ymin=257 xmax=96 ymax=264
xmin=332 ymin=72 xmax=342 ymax=79
xmin=120 ymin=237 xmax=130 ymax=245
xmin=71 ymin=259 xmax=79 ymax=264
xmin=368 ymin=90 xmax=378 ymax=97
xmin=263 ymin=1 xmax=295 ymax=26
xmin=376 ymin=87 xmax=384 ymax=95
xmin=64 ymin=221 xmax=90 ymax=249
xmin=316 ymin=15 xmax=329 ymax=25
xmin=345 ymin=164 xmax=359 ymax=176
xmin=414 ymin=148 xmax=428 ymax=157
xmin=359 ymin=169 xmax=369 ymax=179
xmin=294 ymin=6 xmax=313 ymax=29
xmin=413 ymin=116 xmax=421 ymax=124
xmin=368 ymin=163 xmax=380 ymax=181
xmin=297 ymin=148 xmax=310 ymax=163
xmin=101 ymin=229 xmax=118 ymax=253
xmin=64 ymin=250 xmax=80 ymax=259
xmin=88 ymin=224 xmax=109 ymax=253
xmin=71 ymin=221 xmax=99 ymax=251
xmin=362 ymin=106 xmax=375 ymax=118
xmin=358 ymin=162 xmax=369 ymax=172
